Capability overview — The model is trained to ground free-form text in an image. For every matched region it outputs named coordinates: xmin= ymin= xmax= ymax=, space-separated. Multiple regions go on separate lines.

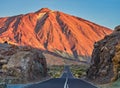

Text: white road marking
xmin=67 ymin=84 xmax=69 ymax=88
xmin=64 ymin=78 xmax=69 ymax=88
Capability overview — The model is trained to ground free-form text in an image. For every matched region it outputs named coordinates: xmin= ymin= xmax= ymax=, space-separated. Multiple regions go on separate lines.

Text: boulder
xmin=0 ymin=43 xmax=47 ymax=83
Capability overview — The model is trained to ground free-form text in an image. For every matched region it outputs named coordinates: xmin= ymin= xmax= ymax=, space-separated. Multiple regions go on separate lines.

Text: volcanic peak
xmin=35 ymin=8 xmax=52 ymax=14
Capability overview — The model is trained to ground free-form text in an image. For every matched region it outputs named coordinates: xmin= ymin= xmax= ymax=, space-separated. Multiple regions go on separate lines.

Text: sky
xmin=0 ymin=0 xmax=120 ymax=29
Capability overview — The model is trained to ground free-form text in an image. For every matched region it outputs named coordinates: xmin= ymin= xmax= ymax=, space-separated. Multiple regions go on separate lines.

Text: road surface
xmin=26 ymin=65 xmax=97 ymax=88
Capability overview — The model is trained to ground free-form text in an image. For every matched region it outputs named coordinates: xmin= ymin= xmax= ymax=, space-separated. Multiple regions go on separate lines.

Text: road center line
xmin=67 ymin=84 xmax=69 ymax=88
xmin=64 ymin=78 xmax=68 ymax=88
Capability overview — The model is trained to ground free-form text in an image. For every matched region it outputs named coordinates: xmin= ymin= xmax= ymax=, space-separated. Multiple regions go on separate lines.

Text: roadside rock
xmin=0 ymin=43 xmax=47 ymax=83
xmin=87 ymin=26 xmax=120 ymax=84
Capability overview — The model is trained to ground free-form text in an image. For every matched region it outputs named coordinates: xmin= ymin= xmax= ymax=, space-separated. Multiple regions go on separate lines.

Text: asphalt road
xmin=26 ymin=66 xmax=97 ymax=88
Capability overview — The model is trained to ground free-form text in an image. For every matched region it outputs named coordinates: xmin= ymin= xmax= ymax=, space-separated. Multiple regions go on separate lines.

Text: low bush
xmin=48 ymin=65 xmax=64 ymax=78
xmin=70 ymin=65 xmax=88 ymax=78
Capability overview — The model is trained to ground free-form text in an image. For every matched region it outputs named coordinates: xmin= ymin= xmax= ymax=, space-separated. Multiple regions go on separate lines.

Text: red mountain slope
xmin=0 ymin=8 xmax=112 ymax=56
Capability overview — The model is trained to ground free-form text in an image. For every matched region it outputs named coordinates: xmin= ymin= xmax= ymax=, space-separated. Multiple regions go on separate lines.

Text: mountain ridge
xmin=0 ymin=8 xmax=112 ymax=57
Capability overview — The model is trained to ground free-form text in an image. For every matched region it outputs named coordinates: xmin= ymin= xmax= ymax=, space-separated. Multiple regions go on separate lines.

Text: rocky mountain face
xmin=0 ymin=43 xmax=47 ymax=83
xmin=87 ymin=25 xmax=120 ymax=84
xmin=0 ymin=8 xmax=112 ymax=58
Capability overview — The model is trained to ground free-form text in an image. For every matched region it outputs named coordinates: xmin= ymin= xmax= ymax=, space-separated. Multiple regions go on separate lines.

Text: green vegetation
xmin=48 ymin=65 xmax=64 ymax=78
xmin=0 ymin=84 xmax=6 ymax=88
xmin=48 ymin=65 xmax=89 ymax=78
xmin=99 ymin=79 xmax=120 ymax=88
xmin=0 ymin=78 xmax=7 ymax=88
xmin=110 ymin=79 xmax=120 ymax=88
xmin=70 ymin=65 xmax=88 ymax=78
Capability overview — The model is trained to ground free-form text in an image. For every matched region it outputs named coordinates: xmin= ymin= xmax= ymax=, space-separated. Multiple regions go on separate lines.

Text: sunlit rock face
xmin=0 ymin=8 xmax=112 ymax=57
xmin=0 ymin=43 xmax=47 ymax=83
xmin=87 ymin=25 xmax=120 ymax=84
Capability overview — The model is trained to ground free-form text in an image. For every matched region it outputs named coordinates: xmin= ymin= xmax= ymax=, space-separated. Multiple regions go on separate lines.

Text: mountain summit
xmin=0 ymin=8 xmax=112 ymax=56
xmin=36 ymin=8 xmax=52 ymax=13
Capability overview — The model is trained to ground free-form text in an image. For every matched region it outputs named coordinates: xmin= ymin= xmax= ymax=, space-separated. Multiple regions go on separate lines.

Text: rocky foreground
xmin=87 ymin=25 xmax=120 ymax=84
xmin=0 ymin=42 xmax=47 ymax=83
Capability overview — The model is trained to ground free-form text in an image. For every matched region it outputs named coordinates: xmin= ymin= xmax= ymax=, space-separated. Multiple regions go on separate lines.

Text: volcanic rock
xmin=0 ymin=43 xmax=47 ymax=83
xmin=87 ymin=25 xmax=120 ymax=84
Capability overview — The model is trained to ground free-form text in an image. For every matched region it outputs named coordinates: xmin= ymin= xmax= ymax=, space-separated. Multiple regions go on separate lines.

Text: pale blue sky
xmin=0 ymin=0 xmax=120 ymax=29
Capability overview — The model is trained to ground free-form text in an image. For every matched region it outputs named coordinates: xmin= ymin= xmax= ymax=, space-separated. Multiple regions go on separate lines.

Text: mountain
xmin=87 ymin=25 xmax=120 ymax=84
xmin=0 ymin=8 xmax=112 ymax=57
